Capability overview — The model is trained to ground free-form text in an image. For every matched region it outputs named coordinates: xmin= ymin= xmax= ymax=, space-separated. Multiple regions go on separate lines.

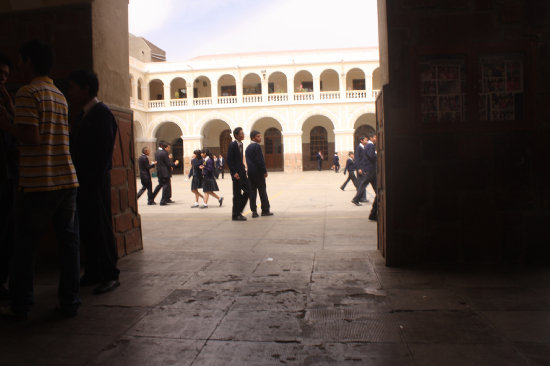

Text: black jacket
xmin=154 ymin=148 xmax=175 ymax=179
xmin=245 ymin=142 xmax=267 ymax=176
xmin=138 ymin=154 xmax=155 ymax=179
xmin=227 ymin=140 xmax=246 ymax=177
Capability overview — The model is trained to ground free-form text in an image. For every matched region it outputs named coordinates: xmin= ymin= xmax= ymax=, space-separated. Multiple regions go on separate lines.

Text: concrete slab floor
xmin=1 ymin=171 xmax=549 ymax=365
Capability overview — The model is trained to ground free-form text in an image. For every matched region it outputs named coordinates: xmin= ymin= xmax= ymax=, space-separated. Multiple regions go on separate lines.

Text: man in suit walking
xmin=340 ymin=151 xmax=358 ymax=191
xmin=246 ymin=130 xmax=273 ymax=218
xmin=137 ymin=146 xmax=156 ymax=205
xmin=227 ymin=127 xmax=249 ymax=221
xmin=316 ymin=151 xmax=324 ymax=171
xmin=351 ymin=133 xmax=378 ymax=221
xmin=217 ymin=154 xmax=225 ymax=179
xmin=152 ymin=141 xmax=178 ymax=206
xmin=68 ymin=69 xmax=120 ymax=295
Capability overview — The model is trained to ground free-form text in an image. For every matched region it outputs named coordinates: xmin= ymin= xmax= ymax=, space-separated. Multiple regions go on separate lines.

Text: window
xmin=479 ymin=54 xmax=523 ymax=121
xmin=310 ymin=126 xmax=328 ymax=160
xmin=353 ymin=79 xmax=365 ymax=90
xmin=420 ymin=57 xmax=466 ymax=123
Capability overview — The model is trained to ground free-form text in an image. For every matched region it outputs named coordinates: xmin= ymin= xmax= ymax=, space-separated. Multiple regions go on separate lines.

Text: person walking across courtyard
xmin=199 ymin=148 xmax=223 ymax=209
xmin=227 ymin=127 xmax=249 ymax=221
xmin=340 ymin=151 xmax=357 ymax=191
xmin=189 ymin=149 xmax=205 ymax=208
xmin=245 ymin=130 xmax=273 ymax=218
xmin=152 ymin=141 xmax=179 ymax=206
xmin=137 ymin=146 xmax=156 ymax=205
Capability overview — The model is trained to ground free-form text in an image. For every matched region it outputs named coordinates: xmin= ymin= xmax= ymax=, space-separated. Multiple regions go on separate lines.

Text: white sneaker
xmin=200 ymin=204 xmax=208 ymax=209
xmin=191 ymin=203 xmax=199 ymax=208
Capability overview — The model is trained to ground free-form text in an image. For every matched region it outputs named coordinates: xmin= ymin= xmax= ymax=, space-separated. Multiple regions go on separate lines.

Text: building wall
xmin=378 ymin=1 xmax=550 ymax=266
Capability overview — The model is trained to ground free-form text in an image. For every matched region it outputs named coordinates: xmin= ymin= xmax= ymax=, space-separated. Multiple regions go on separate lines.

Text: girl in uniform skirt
xmin=199 ymin=148 xmax=223 ymax=209
xmin=189 ymin=149 xmax=205 ymax=208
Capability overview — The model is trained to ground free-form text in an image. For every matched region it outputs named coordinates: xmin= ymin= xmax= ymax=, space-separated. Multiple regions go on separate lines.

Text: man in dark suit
xmin=316 ymin=151 xmax=324 ymax=171
xmin=226 ymin=127 xmax=249 ymax=221
xmin=217 ymin=154 xmax=225 ymax=179
xmin=68 ymin=70 xmax=120 ymax=295
xmin=352 ymin=133 xmax=378 ymax=220
xmin=246 ymin=130 xmax=273 ymax=218
xmin=152 ymin=141 xmax=179 ymax=206
xmin=351 ymin=136 xmax=369 ymax=206
xmin=137 ymin=146 xmax=156 ymax=205
xmin=340 ymin=151 xmax=357 ymax=191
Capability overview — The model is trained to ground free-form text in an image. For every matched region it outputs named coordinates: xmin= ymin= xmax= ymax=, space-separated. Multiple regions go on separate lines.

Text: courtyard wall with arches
xmin=130 ymin=48 xmax=380 ymax=173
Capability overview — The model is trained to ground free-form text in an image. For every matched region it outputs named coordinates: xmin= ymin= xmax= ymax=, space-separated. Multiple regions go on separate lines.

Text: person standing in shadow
xmin=227 ymin=127 xmax=249 ymax=221
xmin=68 ymin=69 xmax=120 ymax=295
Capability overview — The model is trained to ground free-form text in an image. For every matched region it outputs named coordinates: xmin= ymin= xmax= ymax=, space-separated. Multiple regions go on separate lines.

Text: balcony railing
xmin=133 ymin=89 xmax=373 ymax=111
xmin=170 ymin=99 xmax=187 ymax=107
xmin=193 ymin=97 xmax=213 ymax=106
xmin=320 ymin=91 xmax=340 ymax=100
xmin=243 ymin=94 xmax=262 ymax=103
xmin=268 ymin=93 xmax=288 ymax=102
xmin=218 ymin=96 xmax=238 ymax=104
xmin=294 ymin=92 xmax=314 ymax=101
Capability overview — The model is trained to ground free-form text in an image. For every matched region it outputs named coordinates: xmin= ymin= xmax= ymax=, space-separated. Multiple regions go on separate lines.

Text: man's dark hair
xmin=19 ymin=40 xmax=54 ymax=76
xmin=141 ymin=147 xmax=149 ymax=154
xmin=0 ymin=53 xmax=12 ymax=69
xmin=201 ymin=148 xmax=213 ymax=159
xmin=359 ymin=135 xmax=367 ymax=141
xmin=366 ymin=131 xmax=376 ymax=139
xmin=250 ymin=130 xmax=260 ymax=139
xmin=348 ymin=151 xmax=354 ymax=156
xmin=233 ymin=127 xmax=243 ymax=137
xmin=159 ymin=141 xmax=168 ymax=149
xmin=68 ymin=70 xmax=99 ymax=97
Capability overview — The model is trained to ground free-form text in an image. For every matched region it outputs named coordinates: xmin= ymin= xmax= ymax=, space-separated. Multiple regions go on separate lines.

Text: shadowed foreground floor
xmin=1 ymin=172 xmax=549 ymax=365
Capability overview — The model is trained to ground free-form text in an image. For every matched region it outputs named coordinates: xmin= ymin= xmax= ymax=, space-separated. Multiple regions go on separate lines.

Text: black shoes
xmin=351 ymin=200 xmax=362 ymax=206
xmin=147 ymin=201 xmax=156 ymax=205
xmin=340 ymin=187 xmax=345 ymax=191
xmin=360 ymin=199 xmax=369 ymax=203
xmin=160 ymin=202 xmax=168 ymax=206
xmin=219 ymin=197 xmax=224 ymax=207
xmin=167 ymin=200 xmax=176 ymax=204
xmin=252 ymin=212 xmax=259 ymax=218
xmin=232 ymin=215 xmax=247 ymax=221
xmin=261 ymin=212 xmax=274 ymax=216
xmin=93 ymin=280 xmax=120 ymax=295
xmin=368 ymin=215 xmax=378 ymax=221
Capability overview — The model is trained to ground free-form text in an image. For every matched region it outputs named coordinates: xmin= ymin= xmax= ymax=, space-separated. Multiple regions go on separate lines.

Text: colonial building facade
xmin=130 ymin=47 xmax=380 ymax=173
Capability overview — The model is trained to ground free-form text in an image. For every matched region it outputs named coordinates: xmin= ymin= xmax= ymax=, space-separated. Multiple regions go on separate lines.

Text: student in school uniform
xmin=340 ymin=151 xmax=358 ymax=191
xmin=199 ymin=148 xmax=223 ymax=209
xmin=188 ymin=149 xmax=204 ymax=208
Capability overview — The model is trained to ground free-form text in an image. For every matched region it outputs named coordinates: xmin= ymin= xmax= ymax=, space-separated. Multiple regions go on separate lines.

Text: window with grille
xmin=310 ymin=126 xmax=328 ymax=161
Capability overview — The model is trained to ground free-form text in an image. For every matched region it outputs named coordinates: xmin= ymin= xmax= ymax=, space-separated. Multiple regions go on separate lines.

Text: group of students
xmin=340 ymin=132 xmax=378 ymax=221
xmin=137 ymin=127 xmax=274 ymax=221
xmin=0 ymin=40 xmax=121 ymax=320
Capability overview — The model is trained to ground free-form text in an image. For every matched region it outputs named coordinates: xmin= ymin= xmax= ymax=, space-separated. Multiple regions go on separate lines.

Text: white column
xmin=186 ymin=85 xmax=193 ymax=106
xmin=366 ymin=75 xmax=373 ymax=99
xmin=313 ymin=76 xmax=320 ymax=101
xmin=282 ymin=131 xmax=303 ymax=172
xmin=333 ymin=129 xmax=355 ymax=156
xmin=163 ymin=85 xmax=170 ymax=105
xmin=211 ymin=82 xmax=218 ymax=105
xmin=261 ymin=77 xmax=268 ymax=103
xmin=339 ymin=74 xmax=346 ymax=99
xmin=182 ymin=135 xmax=203 ymax=169
xmin=236 ymin=80 xmax=243 ymax=104
xmin=288 ymin=73 xmax=294 ymax=101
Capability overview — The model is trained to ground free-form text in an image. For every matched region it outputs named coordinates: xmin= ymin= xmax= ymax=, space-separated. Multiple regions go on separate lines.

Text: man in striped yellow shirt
xmin=0 ymin=40 xmax=80 ymax=320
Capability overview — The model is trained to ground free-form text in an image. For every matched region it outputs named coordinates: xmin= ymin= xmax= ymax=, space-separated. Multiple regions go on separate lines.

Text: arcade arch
xmin=268 ymin=71 xmax=287 ymax=94
xmin=193 ymin=76 xmax=212 ymax=98
xmin=155 ymin=121 xmax=184 ymax=174
xmin=218 ymin=74 xmax=236 ymax=96
xmin=149 ymin=79 xmax=164 ymax=100
xmin=243 ymin=73 xmax=261 ymax=95
xmin=301 ymin=115 xmax=335 ymax=170
xmin=353 ymin=113 xmax=376 ymax=147
xmin=346 ymin=68 xmax=366 ymax=90
xmin=294 ymin=70 xmax=313 ymax=92
xmin=171 ymin=77 xmax=187 ymax=98
xmin=202 ymin=119 xmax=232 ymax=157
xmin=320 ymin=69 xmax=339 ymax=91
xmin=250 ymin=117 xmax=284 ymax=171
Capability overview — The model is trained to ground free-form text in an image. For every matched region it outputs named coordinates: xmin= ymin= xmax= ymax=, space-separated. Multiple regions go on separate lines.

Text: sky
xmin=128 ymin=0 xmax=379 ymax=62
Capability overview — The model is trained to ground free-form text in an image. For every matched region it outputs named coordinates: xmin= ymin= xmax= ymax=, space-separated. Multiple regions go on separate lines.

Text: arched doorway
xmin=219 ymin=129 xmax=232 ymax=158
xmin=202 ymin=119 xmax=231 ymax=157
xmin=264 ymin=128 xmax=283 ymax=171
xmin=353 ymin=113 xmax=377 ymax=147
xmin=155 ymin=121 xmax=183 ymax=174
xmin=301 ymin=115 xmax=335 ymax=170
xmin=354 ymin=125 xmax=375 ymax=148
xmin=171 ymin=137 xmax=184 ymax=174
xmin=310 ymin=126 xmax=328 ymax=170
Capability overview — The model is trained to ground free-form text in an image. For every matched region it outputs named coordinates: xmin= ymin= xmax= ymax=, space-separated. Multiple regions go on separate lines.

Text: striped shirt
xmin=15 ymin=76 xmax=78 ymax=192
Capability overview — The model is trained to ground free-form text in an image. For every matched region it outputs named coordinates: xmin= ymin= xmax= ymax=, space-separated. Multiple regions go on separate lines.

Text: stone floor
xmin=1 ymin=171 xmax=549 ymax=365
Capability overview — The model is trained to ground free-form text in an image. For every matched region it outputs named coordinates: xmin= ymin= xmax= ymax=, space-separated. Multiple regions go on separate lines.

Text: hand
xmin=358 ymin=169 xmax=363 ymax=175
xmin=153 ymin=161 xmax=157 ymax=164
xmin=199 ymin=165 xmax=204 ymax=169
xmin=175 ymin=160 xmax=179 ymax=166
xmin=234 ymin=173 xmax=240 ymax=180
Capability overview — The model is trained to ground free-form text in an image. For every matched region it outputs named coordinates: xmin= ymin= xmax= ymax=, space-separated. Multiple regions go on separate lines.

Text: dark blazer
xmin=227 ymin=140 xmax=246 ymax=176
xmin=189 ymin=157 xmax=203 ymax=178
xmin=138 ymin=154 xmax=155 ymax=179
xmin=72 ymin=102 xmax=117 ymax=183
xmin=332 ymin=155 xmax=339 ymax=165
xmin=218 ymin=157 xmax=224 ymax=168
xmin=364 ymin=141 xmax=377 ymax=173
xmin=343 ymin=157 xmax=356 ymax=174
xmin=154 ymin=148 xmax=175 ymax=179
xmin=202 ymin=157 xmax=216 ymax=179
xmin=354 ymin=143 xmax=368 ymax=172
xmin=245 ymin=142 xmax=267 ymax=176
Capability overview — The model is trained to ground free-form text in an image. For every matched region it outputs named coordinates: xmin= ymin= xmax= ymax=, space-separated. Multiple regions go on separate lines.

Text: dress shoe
xmin=368 ymin=215 xmax=378 ymax=221
xmin=232 ymin=215 xmax=247 ymax=221
xmin=147 ymin=201 xmax=156 ymax=205
xmin=160 ymin=202 xmax=168 ymax=206
xmin=252 ymin=211 xmax=259 ymax=218
xmin=261 ymin=211 xmax=274 ymax=216
xmin=351 ymin=200 xmax=362 ymax=206
xmin=167 ymin=200 xmax=176 ymax=204
xmin=340 ymin=187 xmax=345 ymax=191
xmin=93 ymin=280 xmax=120 ymax=295
xmin=80 ymin=274 xmax=99 ymax=287
xmin=360 ymin=199 xmax=369 ymax=203
xmin=218 ymin=197 xmax=224 ymax=207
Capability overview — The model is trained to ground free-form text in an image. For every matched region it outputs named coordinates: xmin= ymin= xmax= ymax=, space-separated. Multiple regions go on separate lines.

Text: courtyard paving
xmin=1 ymin=171 xmax=549 ymax=365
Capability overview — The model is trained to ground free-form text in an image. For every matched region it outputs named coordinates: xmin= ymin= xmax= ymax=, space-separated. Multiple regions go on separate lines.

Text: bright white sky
xmin=128 ymin=0 xmax=379 ymax=61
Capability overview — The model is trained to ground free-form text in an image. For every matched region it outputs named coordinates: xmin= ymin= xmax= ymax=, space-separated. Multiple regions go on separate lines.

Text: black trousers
xmin=317 ymin=160 xmax=322 ymax=171
xmin=137 ymin=176 xmax=153 ymax=203
xmin=341 ymin=171 xmax=358 ymax=190
xmin=219 ymin=168 xmax=224 ymax=179
xmin=78 ymin=173 xmax=119 ymax=283
xmin=353 ymin=171 xmax=377 ymax=217
xmin=231 ymin=175 xmax=250 ymax=217
xmin=0 ymin=178 xmax=16 ymax=285
xmin=153 ymin=177 xmax=171 ymax=204
xmin=249 ymin=174 xmax=270 ymax=213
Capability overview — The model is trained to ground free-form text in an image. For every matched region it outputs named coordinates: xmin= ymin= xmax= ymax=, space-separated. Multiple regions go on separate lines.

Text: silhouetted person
xmin=352 ymin=132 xmax=378 ymax=220
xmin=0 ymin=40 xmax=80 ymax=319
xmin=246 ymin=130 xmax=273 ymax=218
xmin=137 ymin=146 xmax=156 ymax=205
xmin=316 ymin=151 xmax=323 ymax=170
xmin=227 ymin=127 xmax=249 ymax=221
xmin=0 ymin=53 xmax=17 ymax=300
xmin=68 ymin=70 xmax=120 ymax=295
